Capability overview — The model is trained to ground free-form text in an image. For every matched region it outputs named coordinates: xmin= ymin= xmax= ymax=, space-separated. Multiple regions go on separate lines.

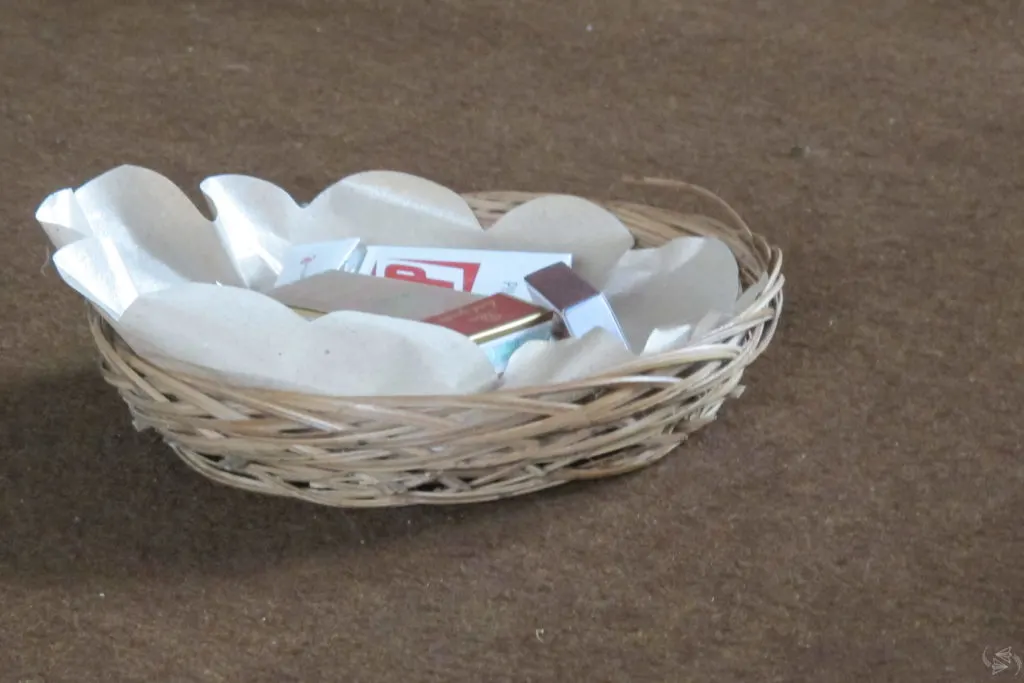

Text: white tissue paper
xmin=38 ymin=164 xmax=752 ymax=396
xmin=117 ymin=283 xmax=499 ymax=396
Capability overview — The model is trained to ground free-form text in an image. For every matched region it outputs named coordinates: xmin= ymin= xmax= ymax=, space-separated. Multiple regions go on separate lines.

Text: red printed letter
xmin=382 ymin=263 xmax=457 ymax=289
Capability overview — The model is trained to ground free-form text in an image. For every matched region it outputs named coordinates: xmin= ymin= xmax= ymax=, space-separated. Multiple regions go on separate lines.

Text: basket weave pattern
xmin=90 ymin=182 xmax=784 ymax=507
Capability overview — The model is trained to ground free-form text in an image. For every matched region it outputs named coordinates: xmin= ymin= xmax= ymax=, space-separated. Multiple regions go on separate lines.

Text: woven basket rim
xmin=89 ymin=178 xmax=785 ymax=403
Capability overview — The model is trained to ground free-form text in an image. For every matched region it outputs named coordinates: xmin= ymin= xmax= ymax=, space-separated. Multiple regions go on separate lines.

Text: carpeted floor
xmin=2 ymin=1 xmax=1022 ymax=681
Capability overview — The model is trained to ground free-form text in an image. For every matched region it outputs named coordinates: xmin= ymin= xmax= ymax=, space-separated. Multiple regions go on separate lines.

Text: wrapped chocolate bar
xmin=422 ymin=294 xmax=557 ymax=372
xmin=274 ymin=239 xmax=571 ymax=301
xmin=524 ymin=262 xmax=630 ymax=349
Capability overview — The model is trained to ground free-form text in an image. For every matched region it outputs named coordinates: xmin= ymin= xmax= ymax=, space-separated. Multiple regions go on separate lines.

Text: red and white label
xmin=372 ymin=259 xmax=481 ymax=291
xmin=359 ymin=246 xmax=571 ymax=301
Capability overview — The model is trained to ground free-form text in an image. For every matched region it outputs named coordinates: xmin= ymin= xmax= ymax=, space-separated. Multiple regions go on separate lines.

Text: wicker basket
xmin=88 ymin=179 xmax=784 ymax=508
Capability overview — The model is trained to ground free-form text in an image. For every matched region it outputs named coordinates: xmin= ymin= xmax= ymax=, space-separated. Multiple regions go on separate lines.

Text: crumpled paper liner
xmin=39 ymin=165 xmax=747 ymax=396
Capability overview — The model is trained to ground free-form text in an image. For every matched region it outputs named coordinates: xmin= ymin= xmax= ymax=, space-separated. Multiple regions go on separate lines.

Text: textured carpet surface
xmin=2 ymin=1 xmax=1023 ymax=681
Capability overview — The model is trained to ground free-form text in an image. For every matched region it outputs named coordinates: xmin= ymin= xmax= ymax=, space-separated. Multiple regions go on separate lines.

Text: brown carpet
xmin=2 ymin=1 xmax=1022 ymax=681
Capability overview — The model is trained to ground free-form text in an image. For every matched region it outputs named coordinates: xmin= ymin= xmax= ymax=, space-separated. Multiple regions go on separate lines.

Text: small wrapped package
xmin=423 ymin=294 xmax=557 ymax=372
xmin=524 ymin=262 xmax=629 ymax=349
xmin=273 ymin=238 xmax=362 ymax=287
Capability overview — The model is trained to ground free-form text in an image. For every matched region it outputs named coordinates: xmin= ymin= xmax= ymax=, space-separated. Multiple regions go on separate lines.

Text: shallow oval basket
xmin=90 ymin=179 xmax=785 ymax=508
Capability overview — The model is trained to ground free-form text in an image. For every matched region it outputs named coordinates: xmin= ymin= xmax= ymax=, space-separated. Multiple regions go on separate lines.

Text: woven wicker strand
xmin=88 ymin=179 xmax=785 ymax=508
